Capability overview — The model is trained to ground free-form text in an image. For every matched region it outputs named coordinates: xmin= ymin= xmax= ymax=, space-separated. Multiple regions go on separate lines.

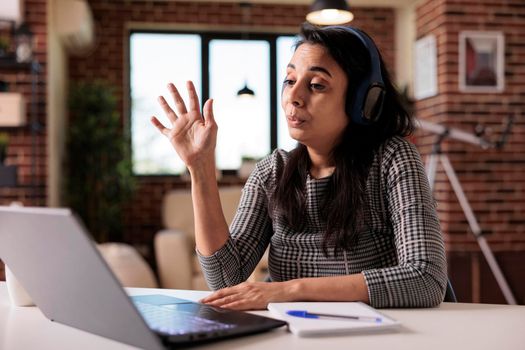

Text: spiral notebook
xmin=268 ymin=301 xmax=400 ymax=337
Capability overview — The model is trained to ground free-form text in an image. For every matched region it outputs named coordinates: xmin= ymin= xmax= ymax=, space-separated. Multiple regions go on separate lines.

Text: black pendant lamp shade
xmin=306 ymin=0 xmax=354 ymax=26
xmin=237 ymin=83 xmax=255 ymax=97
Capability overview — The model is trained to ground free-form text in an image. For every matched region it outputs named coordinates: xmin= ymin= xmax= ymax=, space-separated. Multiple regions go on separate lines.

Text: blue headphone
xmin=327 ymin=26 xmax=386 ymax=125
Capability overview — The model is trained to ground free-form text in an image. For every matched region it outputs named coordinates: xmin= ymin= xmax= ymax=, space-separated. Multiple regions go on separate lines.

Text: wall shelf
xmin=0 ymin=58 xmax=40 ymax=194
xmin=0 ymin=57 xmax=32 ymax=70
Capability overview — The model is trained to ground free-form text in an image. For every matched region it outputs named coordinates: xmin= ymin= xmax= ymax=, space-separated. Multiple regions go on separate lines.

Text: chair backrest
xmin=444 ymin=278 xmax=457 ymax=302
xmin=162 ymin=186 xmax=243 ymax=245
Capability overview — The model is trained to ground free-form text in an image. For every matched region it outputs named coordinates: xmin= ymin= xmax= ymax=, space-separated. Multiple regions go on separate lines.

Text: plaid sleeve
xmin=197 ymin=152 xmax=277 ymax=290
xmin=362 ymin=138 xmax=448 ymax=308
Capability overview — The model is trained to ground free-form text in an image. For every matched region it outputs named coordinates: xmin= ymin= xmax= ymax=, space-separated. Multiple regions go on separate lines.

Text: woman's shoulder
xmin=251 ymin=148 xmax=289 ymax=185
xmin=256 ymin=148 xmax=289 ymax=168
xmin=381 ymin=136 xmax=420 ymax=162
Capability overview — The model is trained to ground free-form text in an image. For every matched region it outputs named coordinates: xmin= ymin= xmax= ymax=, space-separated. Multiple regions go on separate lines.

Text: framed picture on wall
xmin=459 ymin=31 xmax=504 ymax=93
xmin=413 ymin=34 xmax=438 ymax=100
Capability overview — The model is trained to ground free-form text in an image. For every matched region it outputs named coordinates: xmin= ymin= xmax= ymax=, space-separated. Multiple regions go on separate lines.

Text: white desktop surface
xmin=0 ymin=282 xmax=523 ymax=350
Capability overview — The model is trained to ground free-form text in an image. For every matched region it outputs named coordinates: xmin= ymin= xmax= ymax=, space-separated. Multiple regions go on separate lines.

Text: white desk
xmin=0 ymin=282 xmax=523 ymax=350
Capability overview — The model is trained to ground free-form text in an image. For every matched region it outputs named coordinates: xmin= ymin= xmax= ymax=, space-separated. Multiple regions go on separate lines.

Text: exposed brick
xmin=415 ymin=0 xmax=524 ymax=303
xmin=0 ymin=0 xmax=47 ymax=210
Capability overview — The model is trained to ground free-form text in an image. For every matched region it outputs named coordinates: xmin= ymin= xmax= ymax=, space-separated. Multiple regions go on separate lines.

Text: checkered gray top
xmin=198 ymin=136 xmax=447 ymax=308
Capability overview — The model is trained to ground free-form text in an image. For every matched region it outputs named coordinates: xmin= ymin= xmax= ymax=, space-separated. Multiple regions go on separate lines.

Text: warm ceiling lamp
xmin=306 ymin=0 xmax=354 ymax=26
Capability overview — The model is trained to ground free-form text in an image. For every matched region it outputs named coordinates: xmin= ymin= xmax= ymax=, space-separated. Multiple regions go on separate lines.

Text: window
xmin=129 ymin=30 xmax=297 ymax=175
xmin=209 ymin=39 xmax=270 ymax=169
xmin=130 ymin=33 xmax=201 ymax=175
xmin=277 ymin=36 xmax=299 ymax=152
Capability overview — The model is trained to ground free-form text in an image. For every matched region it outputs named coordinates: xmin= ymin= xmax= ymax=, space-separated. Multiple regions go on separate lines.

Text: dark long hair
xmin=271 ymin=23 xmax=414 ymax=255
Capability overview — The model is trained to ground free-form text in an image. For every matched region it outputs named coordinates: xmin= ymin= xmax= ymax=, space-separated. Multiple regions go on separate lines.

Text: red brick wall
xmin=0 ymin=0 xmax=47 ymax=206
xmin=68 ymin=1 xmax=396 ymax=259
xmin=414 ymin=0 xmax=525 ymax=303
xmin=0 ymin=0 xmax=48 ymax=280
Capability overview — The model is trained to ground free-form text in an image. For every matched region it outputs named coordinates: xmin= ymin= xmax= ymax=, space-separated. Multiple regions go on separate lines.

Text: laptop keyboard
xmin=134 ymin=301 xmax=236 ymax=336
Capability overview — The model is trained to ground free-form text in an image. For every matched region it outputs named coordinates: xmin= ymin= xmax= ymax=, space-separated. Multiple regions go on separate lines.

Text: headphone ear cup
xmin=336 ymin=26 xmax=385 ymax=125
xmin=362 ymin=85 xmax=385 ymax=123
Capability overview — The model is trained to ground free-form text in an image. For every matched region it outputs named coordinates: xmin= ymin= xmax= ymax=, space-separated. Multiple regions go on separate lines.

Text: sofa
xmin=154 ymin=186 xmax=268 ymax=290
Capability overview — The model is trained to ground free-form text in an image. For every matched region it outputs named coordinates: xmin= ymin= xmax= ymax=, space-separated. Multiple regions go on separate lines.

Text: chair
xmin=444 ymin=278 xmax=457 ymax=302
xmin=97 ymin=243 xmax=158 ymax=288
xmin=154 ymin=186 xmax=268 ymax=290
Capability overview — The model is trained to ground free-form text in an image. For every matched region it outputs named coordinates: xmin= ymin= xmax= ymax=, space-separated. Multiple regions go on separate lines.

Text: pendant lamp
xmin=237 ymin=82 xmax=255 ymax=98
xmin=237 ymin=2 xmax=256 ymax=98
xmin=306 ymin=0 xmax=354 ymax=26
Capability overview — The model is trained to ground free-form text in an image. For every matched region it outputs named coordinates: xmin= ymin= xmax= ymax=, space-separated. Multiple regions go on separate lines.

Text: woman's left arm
xmin=200 ymin=273 xmax=369 ymax=310
xmin=360 ymin=139 xmax=447 ymax=308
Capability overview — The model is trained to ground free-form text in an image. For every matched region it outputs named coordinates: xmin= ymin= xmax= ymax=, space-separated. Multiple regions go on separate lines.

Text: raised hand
xmin=151 ymin=81 xmax=217 ymax=171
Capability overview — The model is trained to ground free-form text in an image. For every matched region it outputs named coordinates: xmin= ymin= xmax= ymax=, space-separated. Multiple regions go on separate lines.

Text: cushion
xmin=162 ymin=186 xmax=243 ymax=245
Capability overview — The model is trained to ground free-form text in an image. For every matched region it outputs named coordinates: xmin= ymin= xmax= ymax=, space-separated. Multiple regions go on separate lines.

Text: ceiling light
xmin=237 ymin=83 xmax=255 ymax=98
xmin=306 ymin=0 xmax=354 ymax=26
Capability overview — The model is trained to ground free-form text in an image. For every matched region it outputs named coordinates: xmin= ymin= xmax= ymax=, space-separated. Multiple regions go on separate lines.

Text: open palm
xmin=151 ymin=81 xmax=217 ymax=169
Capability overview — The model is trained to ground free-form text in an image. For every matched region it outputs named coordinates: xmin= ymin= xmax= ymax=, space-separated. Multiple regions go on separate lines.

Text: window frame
xmin=126 ymin=26 xmax=297 ymax=177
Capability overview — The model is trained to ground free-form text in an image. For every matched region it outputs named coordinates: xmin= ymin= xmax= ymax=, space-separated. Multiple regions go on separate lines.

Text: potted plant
xmin=65 ymin=81 xmax=136 ymax=243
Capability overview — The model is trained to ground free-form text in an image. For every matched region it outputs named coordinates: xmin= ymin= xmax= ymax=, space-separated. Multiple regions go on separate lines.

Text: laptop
xmin=0 ymin=206 xmax=286 ymax=349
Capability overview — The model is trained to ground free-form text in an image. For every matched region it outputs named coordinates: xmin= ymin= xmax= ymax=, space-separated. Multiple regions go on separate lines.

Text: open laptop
xmin=0 ymin=206 xmax=286 ymax=349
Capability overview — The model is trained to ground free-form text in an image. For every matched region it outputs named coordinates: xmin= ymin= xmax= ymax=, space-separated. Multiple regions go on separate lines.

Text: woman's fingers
xmin=167 ymin=83 xmax=188 ymax=115
xmin=211 ymin=300 xmax=246 ymax=311
xmin=201 ymin=285 xmax=240 ymax=304
xmin=161 ymin=81 xmax=202 ymax=123
xmin=207 ymin=294 xmax=238 ymax=306
xmin=200 ymin=284 xmax=268 ymax=310
xmin=186 ymin=81 xmax=201 ymax=114
xmin=203 ymin=99 xmax=215 ymax=125
xmin=150 ymin=116 xmax=170 ymax=136
xmin=200 ymin=289 xmax=229 ymax=303
xmin=157 ymin=96 xmax=178 ymax=123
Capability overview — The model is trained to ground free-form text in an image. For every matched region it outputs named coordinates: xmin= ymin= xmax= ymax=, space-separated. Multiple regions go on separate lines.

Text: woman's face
xmin=281 ymin=43 xmax=349 ymax=151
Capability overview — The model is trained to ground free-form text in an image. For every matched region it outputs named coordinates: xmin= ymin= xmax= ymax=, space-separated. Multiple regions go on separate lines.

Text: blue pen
xmin=286 ymin=310 xmax=382 ymax=323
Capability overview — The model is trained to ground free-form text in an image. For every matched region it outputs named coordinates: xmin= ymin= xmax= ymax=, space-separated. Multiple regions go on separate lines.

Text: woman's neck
xmin=307 ymin=147 xmax=335 ymax=179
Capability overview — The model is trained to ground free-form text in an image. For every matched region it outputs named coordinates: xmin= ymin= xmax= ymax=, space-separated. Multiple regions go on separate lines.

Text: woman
xmin=151 ymin=24 xmax=447 ymax=310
